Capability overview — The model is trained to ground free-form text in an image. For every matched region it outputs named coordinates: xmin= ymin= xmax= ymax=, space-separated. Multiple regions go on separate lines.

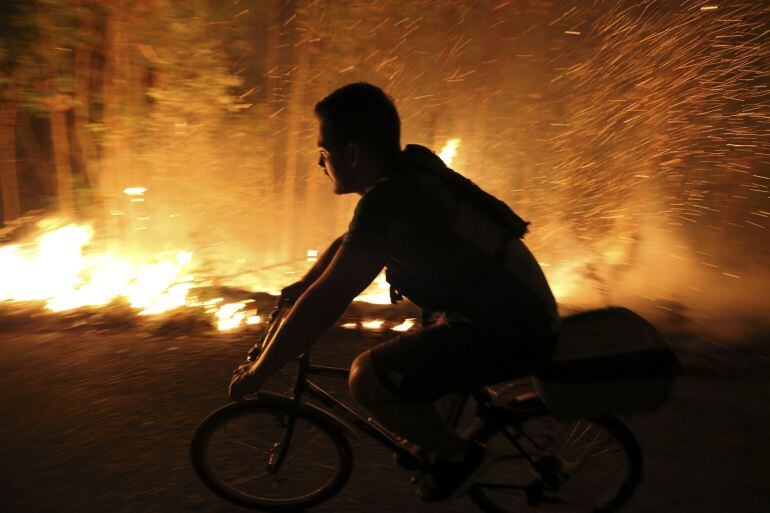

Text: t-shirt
xmin=344 ymin=165 xmax=555 ymax=328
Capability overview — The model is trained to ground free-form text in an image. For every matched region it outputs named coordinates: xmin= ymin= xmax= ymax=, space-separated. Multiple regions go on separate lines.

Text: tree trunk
xmin=18 ymin=113 xmax=55 ymax=195
xmin=72 ymin=0 xmax=98 ymax=190
xmin=37 ymin=8 xmax=75 ymax=217
xmin=101 ymin=2 xmax=132 ymax=239
xmin=0 ymin=104 xmax=21 ymax=223
xmin=264 ymin=0 xmax=282 ymax=261
xmin=280 ymin=13 xmax=310 ymax=261
xmin=50 ymin=103 xmax=75 ymax=215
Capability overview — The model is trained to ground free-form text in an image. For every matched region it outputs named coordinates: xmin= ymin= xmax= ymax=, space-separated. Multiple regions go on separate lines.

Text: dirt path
xmin=0 ymin=321 xmax=768 ymax=513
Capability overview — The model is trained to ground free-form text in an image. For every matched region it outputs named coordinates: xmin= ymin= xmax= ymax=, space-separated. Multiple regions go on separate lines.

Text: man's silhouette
xmin=230 ymin=82 xmax=559 ymax=500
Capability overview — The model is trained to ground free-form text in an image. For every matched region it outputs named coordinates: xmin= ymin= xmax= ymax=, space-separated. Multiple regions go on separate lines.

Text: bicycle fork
xmin=266 ymin=411 xmax=298 ymax=474
xmin=266 ymin=353 xmax=311 ymax=475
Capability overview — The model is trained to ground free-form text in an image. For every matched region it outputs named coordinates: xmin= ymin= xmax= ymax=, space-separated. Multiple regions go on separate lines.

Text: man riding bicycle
xmin=229 ymin=82 xmax=559 ymax=501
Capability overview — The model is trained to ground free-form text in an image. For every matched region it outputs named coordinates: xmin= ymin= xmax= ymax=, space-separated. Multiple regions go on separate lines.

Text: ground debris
xmin=151 ymin=309 xmax=214 ymax=337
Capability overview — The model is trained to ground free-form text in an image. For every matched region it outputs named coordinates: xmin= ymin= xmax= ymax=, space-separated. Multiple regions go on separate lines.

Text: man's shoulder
xmin=358 ymin=172 xmax=413 ymax=207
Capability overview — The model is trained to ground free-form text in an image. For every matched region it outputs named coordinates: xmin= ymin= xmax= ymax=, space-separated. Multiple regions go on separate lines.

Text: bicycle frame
xmin=285 ymin=356 xmax=545 ymax=483
xmin=251 ymin=303 xmax=542 ymax=478
xmin=250 ymin=304 xmax=421 ymax=470
xmin=197 ymin=304 xmax=642 ymax=511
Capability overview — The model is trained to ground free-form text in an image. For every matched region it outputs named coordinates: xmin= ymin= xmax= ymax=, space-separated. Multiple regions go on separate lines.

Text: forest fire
xmin=0 ymin=1 xmax=767 ymax=339
xmin=0 ymin=137 xmax=474 ymax=331
xmin=0 ymin=3 xmax=768 ymax=511
xmin=0 ymin=221 xmax=202 ymax=315
xmin=0 ymin=219 xmax=420 ymax=332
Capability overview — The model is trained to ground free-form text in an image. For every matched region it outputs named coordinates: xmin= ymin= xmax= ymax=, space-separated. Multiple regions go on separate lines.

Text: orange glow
xmin=123 ymin=187 xmax=147 ymax=196
xmin=361 ymin=319 xmax=385 ymax=330
xmin=354 ymin=272 xmax=393 ymax=305
xmin=391 ymin=318 xmax=415 ymax=332
xmin=0 ymin=219 xmax=424 ymax=332
xmin=438 ymin=138 xmax=461 ymax=167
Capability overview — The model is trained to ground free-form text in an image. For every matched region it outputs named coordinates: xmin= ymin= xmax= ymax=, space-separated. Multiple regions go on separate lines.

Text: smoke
xmin=4 ymin=1 xmax=768 ymax=340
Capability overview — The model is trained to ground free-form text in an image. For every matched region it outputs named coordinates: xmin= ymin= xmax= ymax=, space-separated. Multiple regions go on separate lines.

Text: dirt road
xmin=1 ymin=316 xmax=768 ymax=513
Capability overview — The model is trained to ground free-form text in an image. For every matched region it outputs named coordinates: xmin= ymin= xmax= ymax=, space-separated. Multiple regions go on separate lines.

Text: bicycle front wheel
xmin=469 ymin=415 xmax=642 ymax=513
xmin=191 ymin=396 xmax=353 ymax=511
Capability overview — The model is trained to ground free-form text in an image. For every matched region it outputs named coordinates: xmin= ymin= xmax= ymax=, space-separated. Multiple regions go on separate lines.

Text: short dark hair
xmin=314 ymin=82 xmax=401 ymax=157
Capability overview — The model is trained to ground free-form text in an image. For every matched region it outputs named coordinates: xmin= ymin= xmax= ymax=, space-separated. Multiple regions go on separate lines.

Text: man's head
xmin=315 ymin=82 xmax=401 ymax=194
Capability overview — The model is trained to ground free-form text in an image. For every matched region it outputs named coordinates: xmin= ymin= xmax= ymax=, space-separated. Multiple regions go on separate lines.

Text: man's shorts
xmin=369 ymin=318 xmax=558 ymax=402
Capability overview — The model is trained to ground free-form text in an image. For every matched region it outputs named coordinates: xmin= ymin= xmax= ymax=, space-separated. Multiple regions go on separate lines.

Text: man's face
xmin=317 ymin=119 xmax=355 ymax=194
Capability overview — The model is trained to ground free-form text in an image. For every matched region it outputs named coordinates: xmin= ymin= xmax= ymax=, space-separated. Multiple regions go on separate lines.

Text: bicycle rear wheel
xmin=191 ymin=396 xmax=353 ymax=511
xmin=469 ymin=415 xmax=642 ymax=513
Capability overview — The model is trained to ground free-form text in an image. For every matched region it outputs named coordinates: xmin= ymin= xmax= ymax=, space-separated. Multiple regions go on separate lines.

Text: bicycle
xmin=191 ymin=304 xmax=643 ymax=512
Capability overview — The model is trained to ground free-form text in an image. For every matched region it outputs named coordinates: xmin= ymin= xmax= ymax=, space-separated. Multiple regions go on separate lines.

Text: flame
xmin=391 ymin=318 xmax=415 ymax=332
xmin=215 ymin=301 xmax=249 ymax=331
xmin=354 ymin=271 xmax=393 ymax=304
xmin=0 ymin=221 xmax=206 ymax=319
xmin=438 ymin=138 xmax=461 ymax=167
xmin=123 ymin=187 xmax=147 ymax=196
xmin=0 ymin=219 xmax=419 ymax=333
xmin=361 ymin=319 xmax=384 ymax=330
xmin=1 ymin=218 xmax=592 ymax=334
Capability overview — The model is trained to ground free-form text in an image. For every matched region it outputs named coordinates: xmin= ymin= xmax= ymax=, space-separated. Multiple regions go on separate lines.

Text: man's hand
xmin=228 ymin=361 xmax=267 ymax=402
xmin=229 ymin=243 xmax=384 ymax=403
xmin=279 ymin=279 xmax=308 ymax=305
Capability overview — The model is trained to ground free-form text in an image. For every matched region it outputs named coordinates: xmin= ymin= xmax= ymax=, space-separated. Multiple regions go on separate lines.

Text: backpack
xmin=387 ymin=144 xmax=529 ymax=309
xmin=401 ymin=144 xmax=530 ymax=239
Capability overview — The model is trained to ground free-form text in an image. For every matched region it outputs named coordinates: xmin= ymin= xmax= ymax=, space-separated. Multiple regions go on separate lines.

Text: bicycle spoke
xmin=221 ymin=425 xmax=274 ymax=451
xmin=192 ymin=402 xmax=352 ymax=509
xmin=468 ymin=414 xmax=640 ymax=513
xmin=229 ymin=469 xmax=270 ymax=486
xmin=565 ymin=422 xmax=592 ymax=448
xmin=220 ymin=437 xmax=268 ymax=453
xmin=589 ymin=443 xmax=623 ymax=458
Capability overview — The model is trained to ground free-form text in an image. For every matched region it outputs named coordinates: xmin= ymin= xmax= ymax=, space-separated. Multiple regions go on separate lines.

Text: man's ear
xmin=345 ymin=142 xmax=359 ymax=168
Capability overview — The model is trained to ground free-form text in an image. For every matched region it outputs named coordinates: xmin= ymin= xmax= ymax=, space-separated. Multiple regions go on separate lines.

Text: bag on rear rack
xmin=533 ymin=307 xmax=681 ymax=418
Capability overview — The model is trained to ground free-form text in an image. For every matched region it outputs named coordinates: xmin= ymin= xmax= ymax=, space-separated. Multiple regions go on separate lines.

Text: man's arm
xmin=230 ymin=243 xmax=385 ymax=400
xmin=302 ymin=233 xmax=346 ymax=286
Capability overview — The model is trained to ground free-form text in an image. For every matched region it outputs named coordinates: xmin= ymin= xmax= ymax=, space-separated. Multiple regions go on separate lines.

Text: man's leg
xmin=348 ymin=350 xmax=467 ymax=461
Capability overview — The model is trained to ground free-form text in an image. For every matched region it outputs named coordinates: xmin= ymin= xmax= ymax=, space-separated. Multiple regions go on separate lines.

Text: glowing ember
xmin=354 ymin=271 xmax=393 ymax=305
xmin=123 ymin=187 xmax=147 ymax=196
xmin=361 ymin=319 xmax=385 ymax=330
xmin=391 ymin=318 xmax=415 ymax=332
xmin=341 ymin=322 xmax=357 ymax=329
xmin=215 ymin=301 xmax=250 ymax=331
xmin=438 ymin=139 xmax=461 ymax=167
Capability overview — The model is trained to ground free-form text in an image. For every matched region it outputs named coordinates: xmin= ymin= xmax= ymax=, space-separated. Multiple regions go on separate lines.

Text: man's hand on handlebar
xmin=229 ymin=301 xmax=289 ymax=402
xmin=279 ymin=279 xmax=308 ymax=305
xmin=229 ymin=361 xmax=269 ymax=402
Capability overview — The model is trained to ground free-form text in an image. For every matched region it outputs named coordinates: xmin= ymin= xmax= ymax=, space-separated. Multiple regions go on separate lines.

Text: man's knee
xmin=349 ymin=350 xmax=393 ymax=410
